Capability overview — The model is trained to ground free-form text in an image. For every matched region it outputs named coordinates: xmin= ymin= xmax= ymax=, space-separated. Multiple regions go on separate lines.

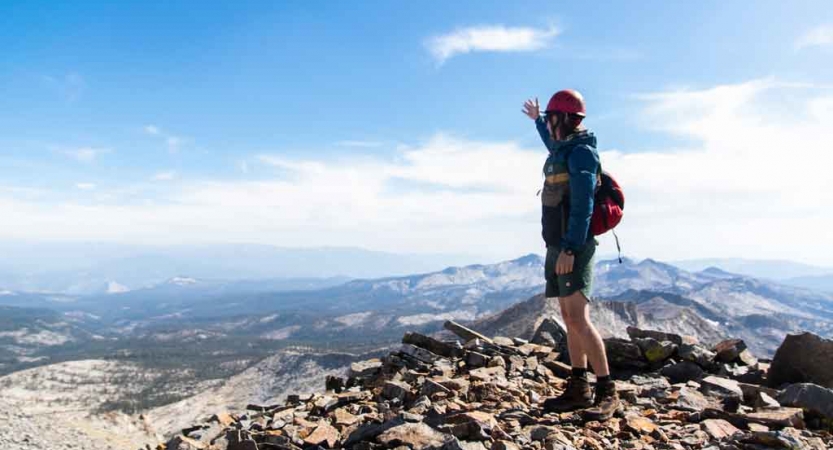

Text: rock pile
xmin=156 ymin=322 xmax=833 ymax=450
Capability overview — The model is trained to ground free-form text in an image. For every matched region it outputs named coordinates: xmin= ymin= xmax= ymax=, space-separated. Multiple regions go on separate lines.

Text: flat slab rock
xmin=376 ymin=422 xmax=462 ymax=450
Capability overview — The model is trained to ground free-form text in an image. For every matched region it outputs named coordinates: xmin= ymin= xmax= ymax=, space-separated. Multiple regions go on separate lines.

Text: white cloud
xmin=143 ymin=124 xmax=186 ymax=153
xmin=62 ymin=147 xmax=110 ymax=163
xmin=426 ymin=25 xmax=559 ymax=64
xmin=602 ymin=79 xmax=833 ymax=264
xmin=796 ymin=24 xmax=833 ymax=49
xmin=152 ymin=171 xmax=176 ymax=181
xmin=2 ymin=79 xmax=832 ymax=265
xmin=75 ymin=183 xmax=96 ymax=190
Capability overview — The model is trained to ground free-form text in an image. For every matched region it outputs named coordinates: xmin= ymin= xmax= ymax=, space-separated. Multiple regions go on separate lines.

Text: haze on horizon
xmin=1 ymin=1 xmax=832 ymax=266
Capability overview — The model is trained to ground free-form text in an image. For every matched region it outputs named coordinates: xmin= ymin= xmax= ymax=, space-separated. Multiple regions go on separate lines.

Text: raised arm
xmin=523 ymin=97 xmax=555 ymax=152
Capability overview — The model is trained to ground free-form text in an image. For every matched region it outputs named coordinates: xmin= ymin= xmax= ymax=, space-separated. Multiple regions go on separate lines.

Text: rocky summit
xmin=156 ymin=322 xmax=833 ymax=450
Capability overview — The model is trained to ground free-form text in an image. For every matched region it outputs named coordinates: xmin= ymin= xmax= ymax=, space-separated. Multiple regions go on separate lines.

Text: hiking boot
xmin=582 ymin=379 xmax=620 ymax=421
xmin=542 ymin=376 xmax=593 ymax=413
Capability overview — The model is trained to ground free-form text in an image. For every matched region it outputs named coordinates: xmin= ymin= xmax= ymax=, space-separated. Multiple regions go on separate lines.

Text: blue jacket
xmin=535 ymin=117 xmax=600 ymax=251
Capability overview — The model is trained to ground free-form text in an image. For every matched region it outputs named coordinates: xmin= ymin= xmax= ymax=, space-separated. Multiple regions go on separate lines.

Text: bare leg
xmin=560 ymin=291 xmax=610 ymax=377
xmin=557 ymin=297 xmax=587 ymax=369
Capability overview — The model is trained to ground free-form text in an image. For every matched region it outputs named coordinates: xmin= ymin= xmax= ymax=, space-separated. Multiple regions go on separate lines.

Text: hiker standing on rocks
xmin=522 ymin=90 xmax=620 ymax=420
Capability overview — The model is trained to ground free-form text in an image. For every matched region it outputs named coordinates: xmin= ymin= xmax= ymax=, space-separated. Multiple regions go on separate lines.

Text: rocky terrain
xmin=154 ymin=319 xmax=833 ymax=450
xmin=2 ymin=255 xmax=833 ymax=449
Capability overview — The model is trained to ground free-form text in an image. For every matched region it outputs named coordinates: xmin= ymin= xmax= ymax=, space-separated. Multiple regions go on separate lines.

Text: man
xmin=522 ymin=90 xmax=620 ymax=420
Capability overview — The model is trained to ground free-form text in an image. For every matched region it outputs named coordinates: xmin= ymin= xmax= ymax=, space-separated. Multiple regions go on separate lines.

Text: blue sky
xmin=1 ymin=1 xmax=832 ymax=265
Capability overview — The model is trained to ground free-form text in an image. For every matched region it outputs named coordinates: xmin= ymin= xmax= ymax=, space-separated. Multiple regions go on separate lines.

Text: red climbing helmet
xmin=545 ymin=89 xmax=586 ymax=117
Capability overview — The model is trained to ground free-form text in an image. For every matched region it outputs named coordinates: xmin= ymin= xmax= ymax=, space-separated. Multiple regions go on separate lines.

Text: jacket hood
xmin=549 ymin=129 xmax=597 ymax=154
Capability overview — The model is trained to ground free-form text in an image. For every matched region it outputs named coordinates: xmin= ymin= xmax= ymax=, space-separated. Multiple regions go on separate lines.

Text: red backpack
xmin=592 ymin=170 xmax=625 ymax=262
xmin=591 ymin=171 xmax=625 ymax=236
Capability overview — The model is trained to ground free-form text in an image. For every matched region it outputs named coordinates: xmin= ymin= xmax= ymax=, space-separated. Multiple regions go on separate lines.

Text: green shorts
xmin=544 ymin=239 xmax=596 ymax=299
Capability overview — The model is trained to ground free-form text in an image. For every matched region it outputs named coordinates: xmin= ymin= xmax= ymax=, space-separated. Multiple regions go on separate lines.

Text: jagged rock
xmin=678 ymin=343 xmax=716 ymax=369
xmin=157 ymin=326 xmax=832 ymax=450
xmin=350 ymin=359 xmax=383 ymax=378
xmin=701 ymin=418 xmax=740 ymax=440
xmin=541 ymin=358 xmax=571 ymax=379
xmin=604 ymin=338 xmax=648 ymax=370
xmin=755 ymin=391 xmax=780 ymax=410
xmin=701 ymin=376 xmax=743 ymax=399
xmin=404 ymin=332 xmax=465 ymax=358
xmin=778 ymin=383 xmax=833 ymax=420
xmin=626 ymin=326 xmax=684 ymax=346
xmin=421 ymin=379 xmax=453 ymax=398
xmin=634 ymin=337 xmax=677 ymax=363
xmin=304 ymin=421 xmax=340 ymax=448
xmin=445 ymin=321 xmax=493 ymax=344
xmin=625 ymin=416 xmax=658 ymax=434
xmin=661 ymin=361 xmax=705 ymax=383
xmin=335 ymin=408 xmax=360 ymax=427
xmin=532 ymin=318 xmax=568 ymax=348
xmin=466 ymin=351 xmax=489 ymax=368
xmin=734 ymin=428 xmax=826 ymax=450
xmin=383 ymin=381 xmax=413 ymax=402
xmin=676 ymin=386 xmax=712 ymax=411
xmin=440 ymin=411 xmax=497 ymax=441
xmin=493 ymin=336 xmax=514 ymax=347
xmin=376 ymin=422 xmax=462 ymax=449
xmin=402 ymin=343 xmax=447 ymax=364
xmin=770 ymin=332 xmax=833 ymax=389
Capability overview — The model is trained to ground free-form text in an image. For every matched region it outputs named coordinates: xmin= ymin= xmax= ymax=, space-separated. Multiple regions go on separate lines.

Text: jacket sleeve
xmin=535 ymin=116 xmax=555 ymax=152
xmin=562 ymin=144 xmax=599 ymax=251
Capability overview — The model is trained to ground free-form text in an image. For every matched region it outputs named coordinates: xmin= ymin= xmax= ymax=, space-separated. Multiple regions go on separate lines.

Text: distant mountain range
xmin=0 ymin=242 xmax=479 ymax=294
xmin=672 ymin=257 xmax=833 ymax=293
xmin=2 ymin=253 xmax=832 ymax=376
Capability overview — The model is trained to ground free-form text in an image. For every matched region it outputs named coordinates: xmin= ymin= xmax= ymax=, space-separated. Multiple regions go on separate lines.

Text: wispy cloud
xmin=3 ymin=80 xmax=833 ymax=265
xmin=42 ymin=72 xmax=85 ymax=102
xmin=61 ymin=147 xmax=110 ymax=163
xmin=152 ymin=171 xmax=176 ymax=181
xmin=796 ymin=24 xmax=833 ymax=50
xmin=426 ymin=25 xmax=559 ymax=64
xmin=144 ymin=124 xmax=187 ymax=153
xmin=604 ymin=79 xmax=833 ymax=263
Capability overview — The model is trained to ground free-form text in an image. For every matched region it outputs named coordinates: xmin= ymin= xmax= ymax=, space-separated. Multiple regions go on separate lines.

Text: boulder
xmin=404 ymin=332 xmax=464 ymax=358
xmin=778 ymin=383 xmax=833 ymax=420
xmin=701 ymin=376 xmax=743 ymax=399
xmin=626 ymin=326 xmax=683 ymax=346
xmin=350 ymin=359 xmax=383 ymax=378
xmin=604 ymin=338 xmax=648 ymax=370
xmin=532 ymin=318 xmax=568 ymax=348
xmin=769 ymin=332 xmax=833 ymax=389
xmin=383 ymin=381 xmax=413 ymax=402
xmin=678 ymin=343 xmax=716 ymax=369
xmin=377 ymin=422 xmax=462 ymax=450
xmin=661 ymin=361 xmax=705 ymax=384
xmin=713 ymin=339 xmax=758 ymax=366
xmin=634 ymin=337 xmax=678 ymax=363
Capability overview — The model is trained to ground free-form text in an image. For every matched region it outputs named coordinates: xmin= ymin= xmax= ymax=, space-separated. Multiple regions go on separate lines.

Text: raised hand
xmin=522 ymin=97 xmax=540 ymax=120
